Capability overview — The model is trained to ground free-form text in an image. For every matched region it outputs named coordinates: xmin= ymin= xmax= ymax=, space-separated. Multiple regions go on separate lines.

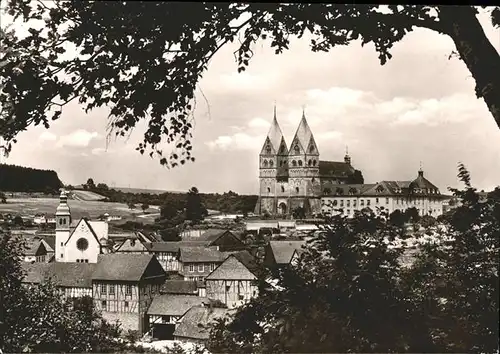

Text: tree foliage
xmin=207 ymin=165 xmax=499 ymax=353
xmin=186 ymin=187 xmax=208 ymax=223
xmin=0 ymin=163 xmax=62 ymax=192
xmin=1 ymin=3 xmax=499 ymax=167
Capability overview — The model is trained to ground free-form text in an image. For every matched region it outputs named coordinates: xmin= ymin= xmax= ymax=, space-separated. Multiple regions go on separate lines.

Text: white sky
xmin=2 ymin=7 xmax=500 ymax=194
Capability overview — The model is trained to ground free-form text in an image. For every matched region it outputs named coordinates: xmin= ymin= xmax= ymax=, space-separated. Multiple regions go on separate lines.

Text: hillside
xmin=0 ymin=164 xmax=62 ymax=192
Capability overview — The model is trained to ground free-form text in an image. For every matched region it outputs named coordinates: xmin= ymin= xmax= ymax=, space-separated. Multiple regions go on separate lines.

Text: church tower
xmin=288 ymin=110 xmax=321 ymax=215
xmin=258 ymin=106 xmax=289 ymax=215
xmin=55 ymin=190 xmax=71 ymax=262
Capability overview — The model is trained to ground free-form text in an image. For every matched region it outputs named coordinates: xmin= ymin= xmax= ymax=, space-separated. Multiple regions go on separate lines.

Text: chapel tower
xmin=288 ymin=110 xmax=321 ymax=214
xmin=55 ymin=189 xmax=72 ymax=262
xmin=258 ymin=106 xmax=289 ymax=215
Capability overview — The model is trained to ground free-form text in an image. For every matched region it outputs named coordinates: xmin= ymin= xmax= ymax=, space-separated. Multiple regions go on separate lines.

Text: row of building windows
xmin=100 ymin=283 xmax=133 ymax=296
xmin=101 ymin=300 xmax=129 ymax=310
xmin=264 ymin=144 xmax=315 ymax=155
xmin=262 ymin=159 xmax=319 ymax=168
xmin=188 ymin=263 xmax=216 ymax=273
xmin=76 ymin=259 xmax=89 ymax=263
xmin=328 ymin=197 xmax=436 ymax=207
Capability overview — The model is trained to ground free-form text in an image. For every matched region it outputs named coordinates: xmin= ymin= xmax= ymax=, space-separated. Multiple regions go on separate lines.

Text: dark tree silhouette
xmin=1 ymin=3 xmax=499 ymax=167
xmin=0 ymin=164 xmax=62 ymax=192
xmin=186 ymin=187 xmax=208 ymax=223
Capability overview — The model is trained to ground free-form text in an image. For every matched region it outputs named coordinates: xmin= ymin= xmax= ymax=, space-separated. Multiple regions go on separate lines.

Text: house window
xmin=376 ymin=198 xmax=379 ymax=204
xmin=226 ymin=285 xmax=231 ymax=292
xmin=125 ymin=285 xmax=132 ymax=296
xmin=332 ymin=200 xmax=338 ymax=206
xmin=360 ymin=200 xmax=365 ymax=206
xmin=210 ymin=263 xmax=215 ymax=272
xmin=60 ymin=253 xmax=63 ymax=259
xmin=353 ymin=200 xmax=357 ymax=207
xmin=340 ymin=200 xmax=344 ymax=207
xmin=367 ymin=200 xmax=371 ymax=206
xmin=100 ymin=283 xmax=107 ymax=295
xmin=386 ymin=198 xmax=389 ymax=204
xmin=101 ymin=300 xmax=107 ymax=309
xmin=346 ymin=209 xmax=350 ymax=214
xmin=347 ymin=200 xmax=350 ymax=207
xmin=198 ymin=264 xmax=204 ymax=272
xmin=109 ymin=285 xmax=115 ymax=295
xmin=189 ymin=264 xmax=194 ymax=272
xmin=238 ymin=294 xmax=244 ymax=300
xmin=124 ymin=301 xmax=129 ymax=309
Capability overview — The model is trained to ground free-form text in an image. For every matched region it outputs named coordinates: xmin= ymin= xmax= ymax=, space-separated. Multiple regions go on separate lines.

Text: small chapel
xmin=55 ymin=190 xmax=111 ymax=263
xmin=254 ymin=108 xmax=363 ymax=217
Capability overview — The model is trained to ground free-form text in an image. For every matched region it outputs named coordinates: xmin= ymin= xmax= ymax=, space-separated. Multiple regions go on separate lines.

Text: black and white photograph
xmin=0 ymin=2 xmax=499 ymax=353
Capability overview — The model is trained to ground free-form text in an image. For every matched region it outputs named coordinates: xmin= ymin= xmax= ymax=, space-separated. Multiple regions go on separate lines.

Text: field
xmin=0 ymin=197 xmax=160 ymax=224
xmin=71 ymin=190 xmax=107 ymax=201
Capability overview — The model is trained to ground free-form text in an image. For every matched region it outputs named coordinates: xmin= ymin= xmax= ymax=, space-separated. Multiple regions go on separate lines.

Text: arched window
xmin=298 ymin=160 xmax=303 ymax=166
xmin=267 ymin=187 xmax=271 ymax=193
xmin=269 ymin=160 xmax=274 ymax=167
xmin=263 ymin=160 xmax=268 ymax=167
xmin=308 ymin=159 xmax=312 ymax=166
xmin=281 ymin=186 xmax=285 ymax=192
xmin=292 ymin=160 xmax=297 ymax=167
xmin=313 ymin=160 xmax=317 ymax=166
xmin=294 ymin=145 xmax=300 ymax=154
xmin=309 ymin=145 xmax=315 ymax=153
xmin=312 ymin=177 xmax=315 ymax=183
xmin=265 ymin=145 xmax=272 ymax=154
xmin=295 ymin=187 xmax=300 ymax=193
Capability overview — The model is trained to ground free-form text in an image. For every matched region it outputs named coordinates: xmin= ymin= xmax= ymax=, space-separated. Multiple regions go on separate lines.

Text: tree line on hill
xmin=0 ymin=164 xmax=62 ymax=193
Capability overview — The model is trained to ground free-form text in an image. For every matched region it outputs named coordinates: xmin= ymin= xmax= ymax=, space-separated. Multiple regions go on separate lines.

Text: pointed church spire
xmin=261 ymin=105 xmax=287 ymax=155
xmin=290 ymin=105 xmax=316 ymax=154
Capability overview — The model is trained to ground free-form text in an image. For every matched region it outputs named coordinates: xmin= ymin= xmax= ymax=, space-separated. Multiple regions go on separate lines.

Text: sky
xmin=2 ymin=7 xmax=500 ymax=195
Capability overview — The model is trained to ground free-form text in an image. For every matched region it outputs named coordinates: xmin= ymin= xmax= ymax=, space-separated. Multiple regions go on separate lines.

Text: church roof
xmin=261 ymin=109 xmax=287 ymax=155
xmin=318 ymin=160 xmax=355 ymax=178
xmin=290 ymin=112 xmax=314 ymax=153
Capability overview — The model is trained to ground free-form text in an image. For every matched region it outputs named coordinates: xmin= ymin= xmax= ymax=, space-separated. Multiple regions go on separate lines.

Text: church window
xmin=267 ymin=187 xmax=271 ymax=193
xmin=269 ymin=160 xmax=274 ymax=167
xmin=124 ymin=301 xmax=129 ymax=309
xmin=312 ymin=177 xmax=315 ymax=183
xmin=308 ymin=159 xmax=312 ymax=166
xmin=313 ymin=160 xmax=317 ymax=166
xmin=101 ymin=300 xmax=107 ymax=309
xmin=263 ymin=160 xmax=268 ymax=167
xmin=298 ymin=160 xmax=303 ymax=166
xmin=309 ymin=145 xmax=314 ymax=153
xmin=292 ymin=160 xmax=297 ymax=167
xmin=281 ymin=186 xmax=285 ymax=193
xmin=280 ymin=161 xmax=283 ymax=167
xmin=295 ymin=187 xmax=299 ymax=193
xmin=280 ymin=145 xmax=285 ymax=154
xmin=76 ymin=238 xmax=89 ymax=251
xmin=294 ymin=145 xmax=300 ymax=154
xmin=266 ymin=145 xmax=271 ymax=154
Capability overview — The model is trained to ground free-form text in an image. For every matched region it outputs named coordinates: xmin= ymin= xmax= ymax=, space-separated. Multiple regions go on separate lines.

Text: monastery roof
xmin=206 ymin=255 xmax=257 ymax=281
xmin=173 ymin=306 xmax=233 ymax=340
xmin=93 ymin=253 xmax=165 ymax=282
xmin=22 ymin=262 xmax=96 ymax=288
xmin=269 ymin=240 xmax=307 ymax=265
xmin=179 ymin=247 xmax=225 ymax=263
xmin=147 ymin=295 xmax=209 ymax=317
xmin=319 ymin=160 xmax=355 ymax=178
xmin=160 ymin=280 xmax=198 ymax=295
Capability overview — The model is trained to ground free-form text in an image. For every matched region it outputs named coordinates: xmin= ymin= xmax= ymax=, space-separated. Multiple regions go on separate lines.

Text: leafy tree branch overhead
xmin=1 ymin=3 xmax=499 ymax=167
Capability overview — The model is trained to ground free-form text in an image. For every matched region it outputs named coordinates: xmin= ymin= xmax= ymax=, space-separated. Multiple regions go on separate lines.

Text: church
xmin=254 ymin=108 xmax=363 ymax=216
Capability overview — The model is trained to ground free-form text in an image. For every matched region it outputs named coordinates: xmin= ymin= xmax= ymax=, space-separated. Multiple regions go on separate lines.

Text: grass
xmin=0 ymin=197 xmax=160 ymax=224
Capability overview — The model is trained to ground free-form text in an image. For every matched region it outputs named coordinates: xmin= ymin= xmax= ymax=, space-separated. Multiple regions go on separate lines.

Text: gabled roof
xmin=206 ymin=255 xmax=257 ymax=281
xmin=173 ymin=306 xmax=233 ymax=340
xmin=40 ymin=236 xmax=55 ymax=251
xmin=289 ymin=112 xmax=314 ymax=155
xmin=268 ymin=241 xmax=307 ymax=265
xmin=260 ymin=110 xmax=287 ymax=155
xmin=92 ymin=254 xmax=166 ymax=282
xmin=319 ymin=160 xmax=355 ymax=178
xmin=116 ymin=238 xmax=150 ymax=253
xmin=222 ymin=250 xmax=259 ymax=273
xmin=64 ymin=218 xmax=101 ymax=246
xmin=161 ymin=280 xmax=198 ymax=295
xmin=179 ymin=247 xmax=225 ymax=263
xmin=22 ymin=262 xmax=97 ymax=288
xmin=147 ymin=295 xmax=209 ymax=316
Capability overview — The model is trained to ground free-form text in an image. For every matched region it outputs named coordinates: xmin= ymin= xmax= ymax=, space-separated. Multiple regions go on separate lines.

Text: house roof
xmin=319 ymin=160 xmax=355 ymax=178
xmin=147 ymin=295 xmax=209 ymax=316
xmin=92 ymin=254 xmax=165 ymax=282
xmin=161 ymin=280 xmax=198 ymax=295
xmin=322 ymin=183 xmax=374 ymax=196
xmin=206 ymin=255 xmax=257 ymax=281
xmin=173 ymin=306 xmax=233 ymax=340
xmin=116 ymin=238 xmax=150 ymax=252
xmin=40 ymin=236 xmax=55 ymax=251
xmin=269 ymin=241 xmax=307 ymax=264
xmin=222 ymin=250 xmax=259 ymax=273
xmin=145 ymin=242 xmax=181 ymax=253
xmin=179 ymin=247 xmax=225 ymax=263
xmin=22 ymin=262 xmax=96 ymax=288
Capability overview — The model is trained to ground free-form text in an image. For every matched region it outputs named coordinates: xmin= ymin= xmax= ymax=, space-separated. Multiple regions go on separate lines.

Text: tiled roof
xmin=410 ymin=171 xmax=439 ymax=190
xmin=146 ymin=240 xmax=213 ymax=253
xmin=147 ymin=295 xmax=208 ymax=316
xmin=40 ymin=236 xmax=55 ymax=251
xmin=319 ymin=160 xmax=355 ymax=178
xmin=22 ymin=262 xmax=96 ymax=288
xmin=269 ymin=241 xmax=307 ymax=264
xmin=116 ymin=238 xmax=150 ymax=252
xmin=323 ymin=183 xmax=375 ymax=196
xmin=206 ymin=255 xmax=257 ymax=281
xmin=173 ymin=306 xmax=233 ymax=340
xmin=93 ymin=254 xmax=165 ymax=282
xmin=222 ymin=250 xmax=259 ymax=273
xmin=179 ymin=247 xmax=225 ymax=263
xmin=161 ymin=280 xmax=198 ymax=295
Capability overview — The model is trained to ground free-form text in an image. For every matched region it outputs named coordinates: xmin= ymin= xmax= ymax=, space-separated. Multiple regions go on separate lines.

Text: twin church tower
xmin=255 ymin=107 xmax=361 ymax=217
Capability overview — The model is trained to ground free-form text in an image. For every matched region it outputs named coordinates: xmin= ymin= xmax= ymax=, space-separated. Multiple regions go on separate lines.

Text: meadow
xmin=0 ymin=197 xmax=160 ymax=223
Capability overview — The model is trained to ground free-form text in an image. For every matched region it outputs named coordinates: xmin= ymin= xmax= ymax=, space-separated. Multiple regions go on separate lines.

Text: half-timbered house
xmin=173 ymin=306 xmax=233 ymax=344
xmin=146 ymin=295 xmax=209 ymax=340
xmin=181 ymin=229 xmax=246 ymax=252
xmin=179 ymin=247 xmax=225 ymax=281
xmin=205 ymin=254 xmax=259 ymax=308
xmin=92 ymin=253 xmax=166 ymax=333
xmin=144 ymin=242 xmax=181 ymax=272
xmin=21 ymin=262 xmax=95 ymax=299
